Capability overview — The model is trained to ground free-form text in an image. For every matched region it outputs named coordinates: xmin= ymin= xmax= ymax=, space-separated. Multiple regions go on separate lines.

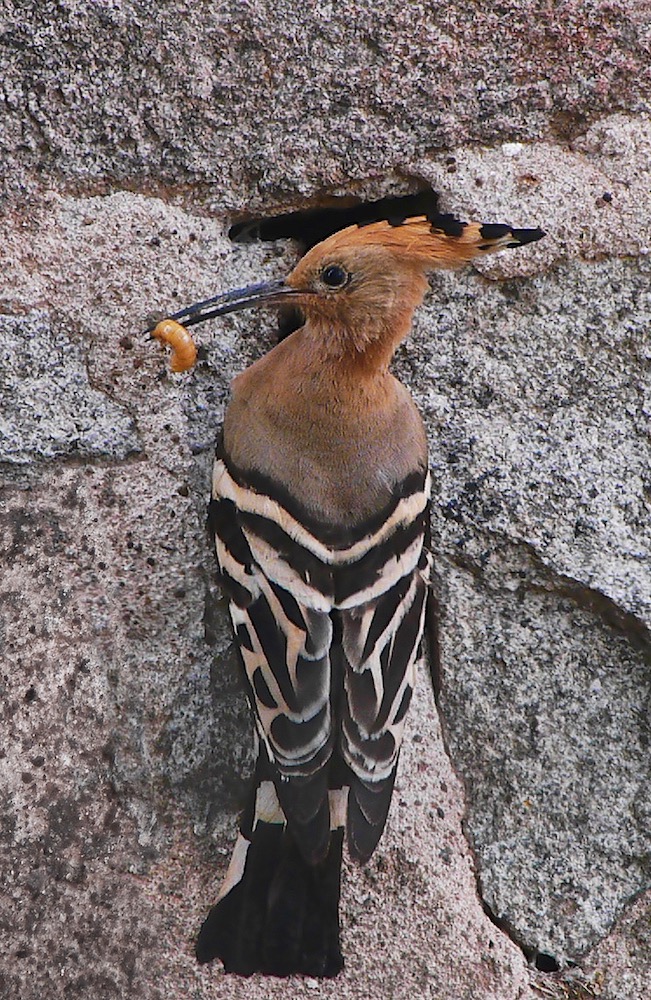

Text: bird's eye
xmin=321 ymin=264 xmax=349 ymax=289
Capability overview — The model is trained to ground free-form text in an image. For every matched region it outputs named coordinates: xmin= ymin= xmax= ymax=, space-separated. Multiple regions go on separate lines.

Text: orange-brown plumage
xmin=222 ymin=214 xmax=543 ymax=520
xmin=296 ymin=214 xmax=515 ymax=263
xmin=224 ymin=329 xmax=427 ymax=525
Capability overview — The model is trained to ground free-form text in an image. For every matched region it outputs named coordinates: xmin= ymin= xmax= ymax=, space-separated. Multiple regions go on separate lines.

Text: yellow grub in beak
xmin=151 ymin=318 xmax=198 ymax=373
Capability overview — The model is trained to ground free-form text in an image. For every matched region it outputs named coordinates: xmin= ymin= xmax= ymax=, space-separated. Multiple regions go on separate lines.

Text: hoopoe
xmin=149 ymin=209 xmax=544 ymax=977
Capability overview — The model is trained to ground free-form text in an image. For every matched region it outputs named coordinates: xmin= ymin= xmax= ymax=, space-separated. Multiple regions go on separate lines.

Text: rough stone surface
xmin=397 ymin=253 xmax=651 ymax=967
xmin=1 ymin=3 xmax=650 ymax=999
xmin=1 ymin=2 xmax=650 ymax=207
xmin=0 ymin=312 xmax=140 ymax=465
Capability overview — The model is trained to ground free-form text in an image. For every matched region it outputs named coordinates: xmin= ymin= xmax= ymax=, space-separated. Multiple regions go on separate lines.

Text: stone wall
xmin=1 ymin=3 xmax=649 ymax=998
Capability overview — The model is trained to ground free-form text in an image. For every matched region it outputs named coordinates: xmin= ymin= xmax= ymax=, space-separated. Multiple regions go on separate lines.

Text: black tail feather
xmin=274 ymin=770 xmax=331 ymax=865
xmin=196 ymin=823 xmax=344 ymax=977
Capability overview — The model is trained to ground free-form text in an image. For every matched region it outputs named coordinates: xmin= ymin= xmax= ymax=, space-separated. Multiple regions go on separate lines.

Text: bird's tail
xmin=195 ymin=777 xmax=344 ymax=978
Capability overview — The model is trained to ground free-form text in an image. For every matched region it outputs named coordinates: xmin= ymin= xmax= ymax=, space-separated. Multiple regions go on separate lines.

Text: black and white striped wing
xmin=209 ymin=454 xmax=431 ymax=865
xmin=209 ymin=461 xmax=337 ymax=863
xmin=338 ymin=513 xmax=431 ymax=862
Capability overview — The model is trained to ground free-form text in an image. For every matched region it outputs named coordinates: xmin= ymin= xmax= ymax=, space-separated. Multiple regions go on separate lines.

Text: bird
xmin=148 ymin=208 xmax=544 ymax=977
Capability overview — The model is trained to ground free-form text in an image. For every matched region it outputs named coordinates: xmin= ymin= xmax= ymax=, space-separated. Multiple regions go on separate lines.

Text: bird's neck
xmin=224 ymin=324 xmax=427 ymax=526
xmin=301 ymin=311 xmax=413 ymax=379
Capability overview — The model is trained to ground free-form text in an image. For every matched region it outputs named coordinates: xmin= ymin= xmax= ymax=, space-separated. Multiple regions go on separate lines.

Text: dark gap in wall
xmin=229 ymin=188 xmax=441 ymax=250
xmin=535 ymin=952 xmax=561 ymax=973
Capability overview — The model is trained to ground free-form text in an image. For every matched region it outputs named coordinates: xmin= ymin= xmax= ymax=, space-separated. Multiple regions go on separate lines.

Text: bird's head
xmin=153 ymin=215 xmax=544 ymax=367
xmin=283 ymin=226 xmax=433 ymax=349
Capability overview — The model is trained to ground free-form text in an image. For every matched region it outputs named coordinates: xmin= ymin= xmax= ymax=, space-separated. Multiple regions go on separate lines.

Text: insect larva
xmin=152 ymin=319 xmax=198 ymax=373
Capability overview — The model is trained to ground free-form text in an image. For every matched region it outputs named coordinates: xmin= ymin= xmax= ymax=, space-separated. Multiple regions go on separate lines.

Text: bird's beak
xmin=145 ymin=278 xmax=300 ymax=333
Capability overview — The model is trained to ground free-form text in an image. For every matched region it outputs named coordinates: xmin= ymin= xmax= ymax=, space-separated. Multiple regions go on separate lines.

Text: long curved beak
xmin=144 ymin=278 xmax=300 ymax=334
